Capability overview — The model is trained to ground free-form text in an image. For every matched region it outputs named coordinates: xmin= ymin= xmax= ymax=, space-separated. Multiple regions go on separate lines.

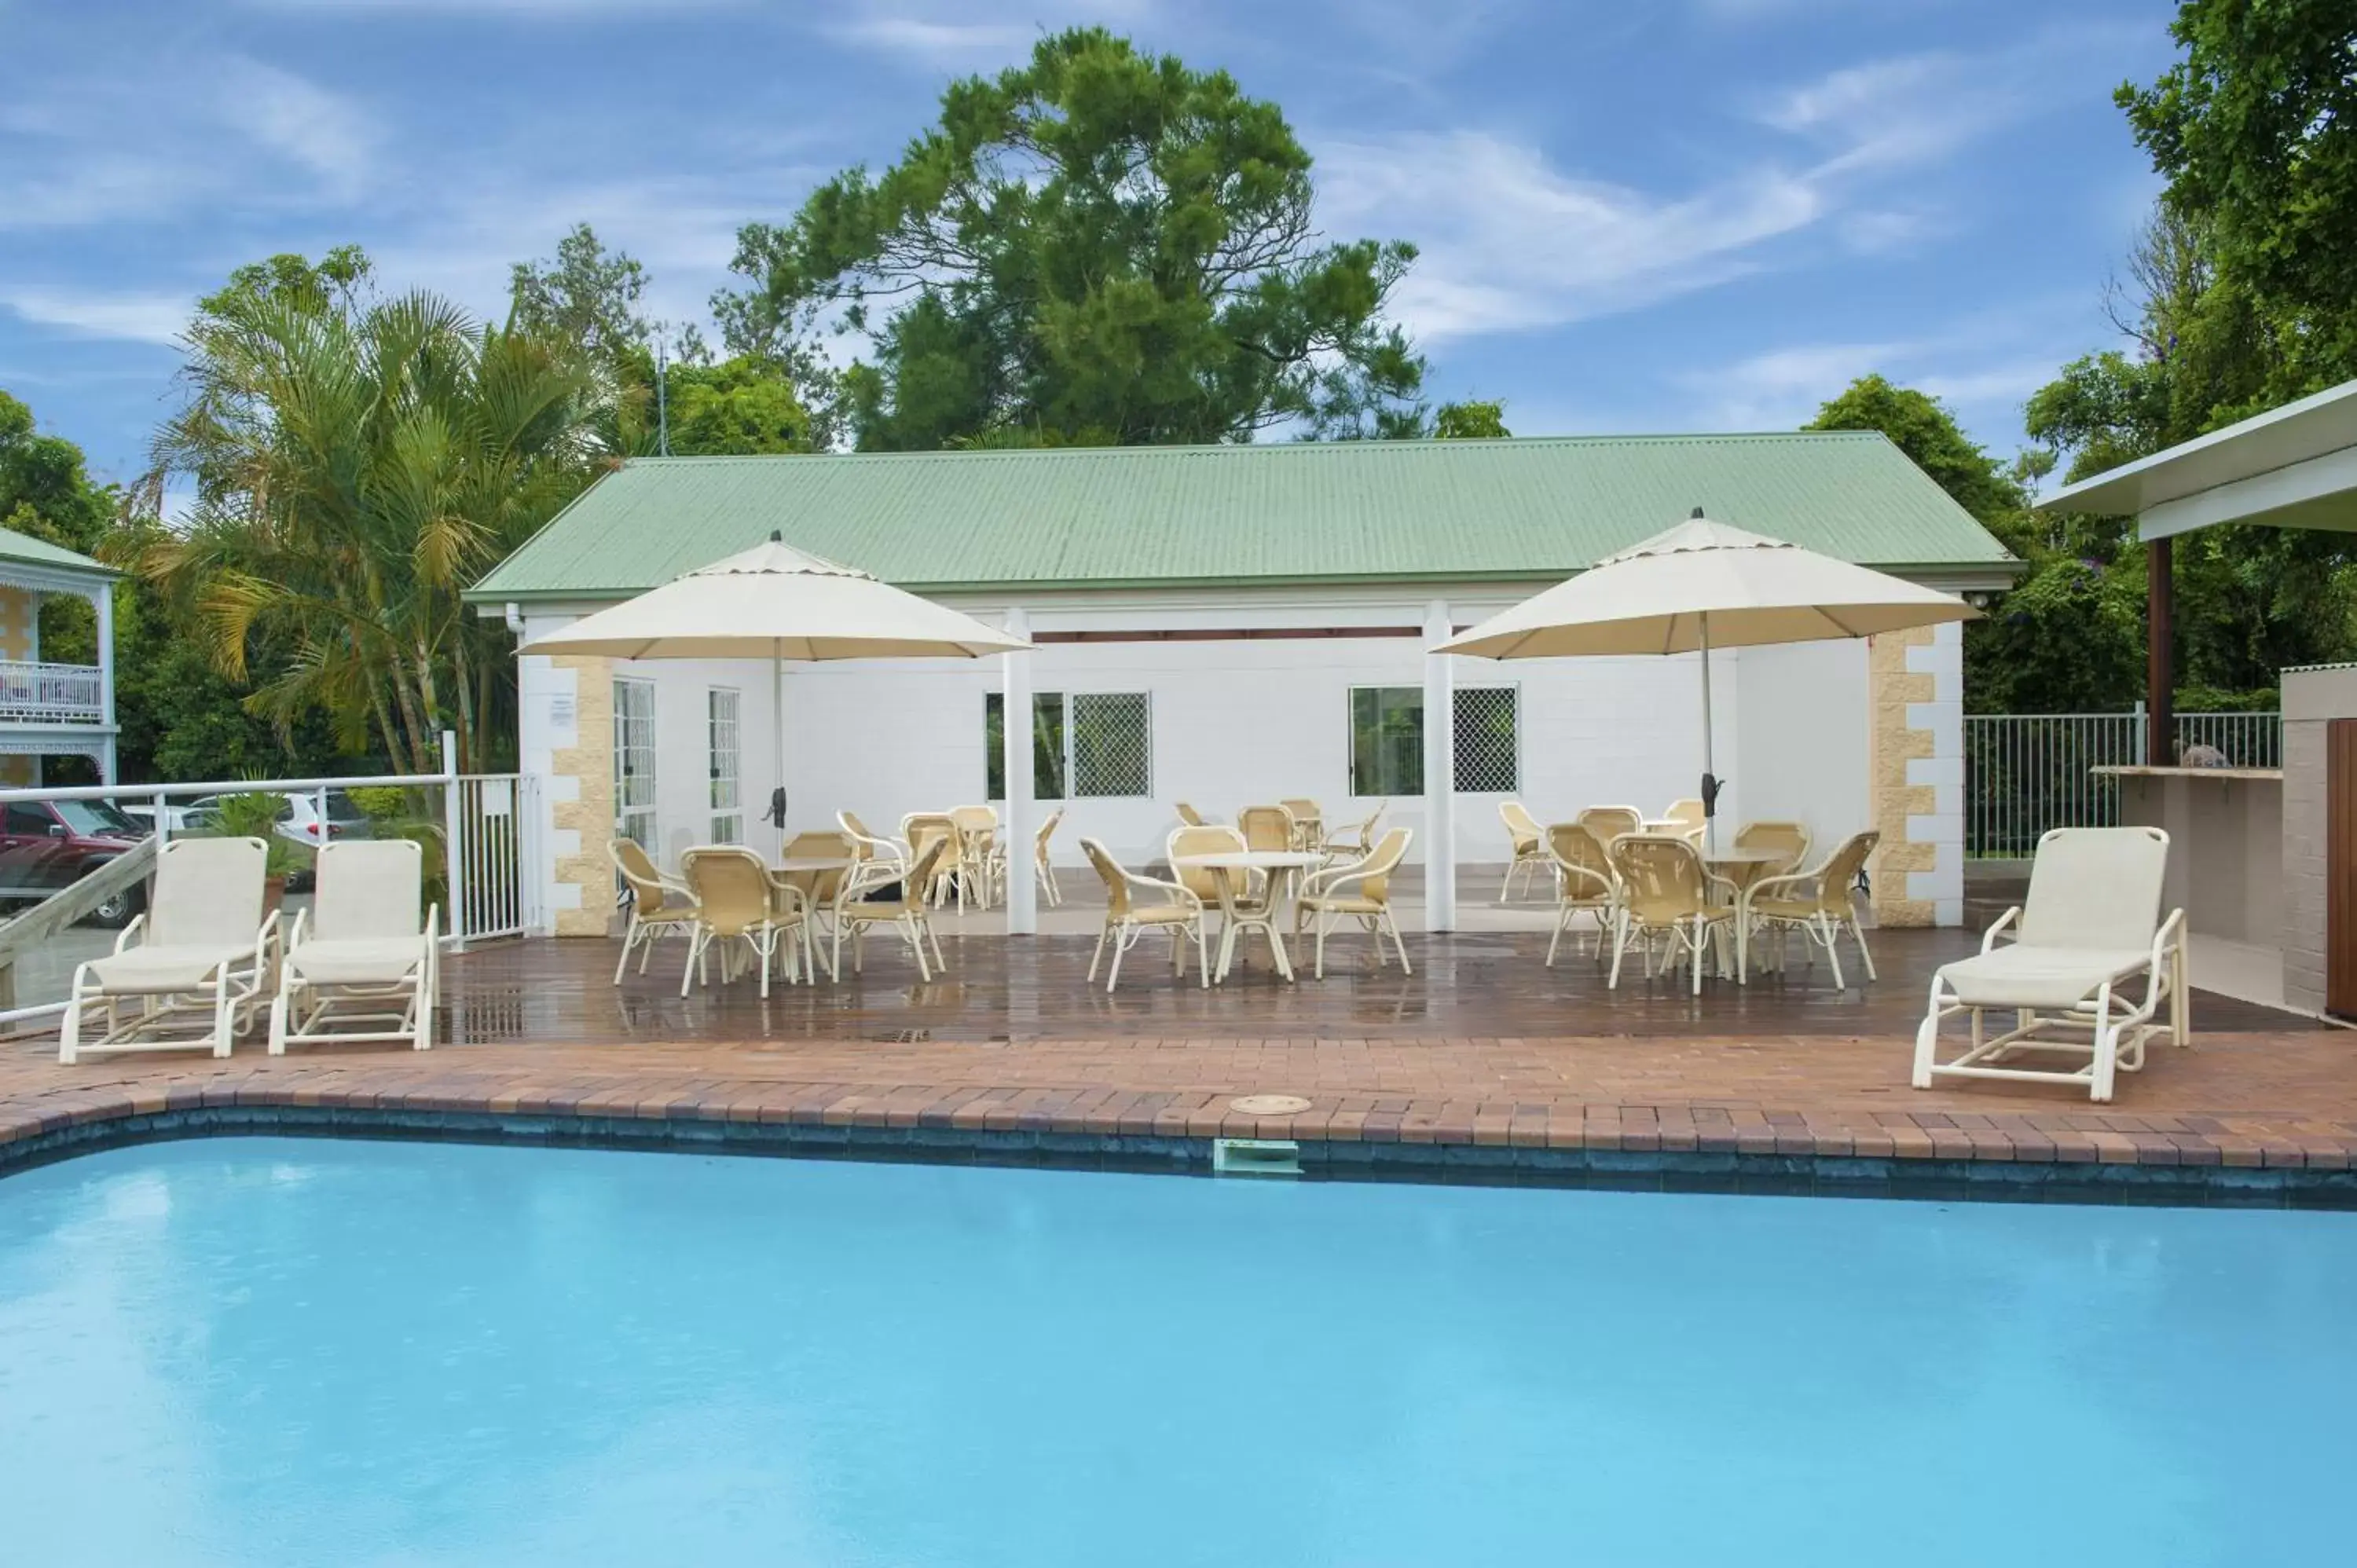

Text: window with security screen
xmin=1451 ymin=685 xmax=1520 ymax=793
xmin=985 ymin=691 xmax=1152 ymax=800
xmin=707 ymin=687 xmax=742 ymax=842
xmin=1069 ymin=692 xmax=1152 ymax=797
xmin=1347 ymin=686 xmax=1519 ymax=795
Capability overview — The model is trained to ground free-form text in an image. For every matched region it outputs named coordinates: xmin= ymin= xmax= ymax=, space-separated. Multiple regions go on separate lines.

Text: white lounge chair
xmin=269 ymin=839 xmax=438 ymax=1053
xmin=60 ymin=836 xmax=280 ymax=1063
xmin=1912 ymin=826 xmax=2187 ymax=1103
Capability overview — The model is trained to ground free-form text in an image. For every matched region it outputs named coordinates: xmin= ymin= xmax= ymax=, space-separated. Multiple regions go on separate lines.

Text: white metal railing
xmin=0 ymin=731 xmax=541 ymax=1025
xmin=0 ymin=660 xmax=104 ymax=725
xmin=1965 ymin=708 xmax=2282 ymax=858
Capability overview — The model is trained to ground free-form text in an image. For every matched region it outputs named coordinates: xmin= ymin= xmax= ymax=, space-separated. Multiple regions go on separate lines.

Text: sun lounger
xmin=269 ymin=839 xmax=438 ymax=1053
xmin=59 ymin=836 xmax=280 ymax=1063
xmin=1912 ymin=826 xmax=2187 ymax=1102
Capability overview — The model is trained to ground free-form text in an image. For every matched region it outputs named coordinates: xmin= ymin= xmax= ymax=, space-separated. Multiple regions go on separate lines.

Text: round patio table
xmin=1171 ymin=849 xmax=1325 ymax=983
xmin=1702 ymin=848 xmax=1787 ymax=980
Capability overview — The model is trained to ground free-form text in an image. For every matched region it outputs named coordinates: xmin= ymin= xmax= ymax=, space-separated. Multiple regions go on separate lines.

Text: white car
xmin=275 ymin=789 xmax=375 ymax=848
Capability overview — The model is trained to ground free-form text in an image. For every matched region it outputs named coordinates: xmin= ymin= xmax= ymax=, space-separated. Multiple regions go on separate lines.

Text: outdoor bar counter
xmin=2092 ymin=764 xmax=2284 ymax=953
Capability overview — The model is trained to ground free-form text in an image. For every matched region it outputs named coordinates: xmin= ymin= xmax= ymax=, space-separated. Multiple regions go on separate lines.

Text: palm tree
xmin=126 ymin=281 xmax=602 ymax=774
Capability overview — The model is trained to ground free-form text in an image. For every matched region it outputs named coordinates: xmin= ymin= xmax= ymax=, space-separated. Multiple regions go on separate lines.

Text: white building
xmin=0 ymin=526 xmax=117 ymax=786
xmin=468 ymin=434 xmax=2014 ymax=936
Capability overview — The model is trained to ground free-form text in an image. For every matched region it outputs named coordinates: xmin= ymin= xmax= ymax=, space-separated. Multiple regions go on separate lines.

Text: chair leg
xmin=1849 ymin=915 xmax=1878 ymax=982
xmin=1820 ymin=914 xmax=1845 ymax=991
xmin=1105 ymin=922 xmax=1128 ymax=991
xmin=904 ymin=915 xmax=932 ymax=983
xmin=1195 ymin=921 xmax=1211 ymax=988
xmin=1607 ymin=911 xmax=1628 ymax=990
xmin=1088 ymin=923 xmax=1109 ymax=982
xmin=1314 ymin=915 xmax=1329 ymax=980
xmin=1387 ymin=911 xmax=1412 ymax=975
xmin=1545 ymin=905 xmax=1566 ymax=967
xmin=1690 ymin=914 xmax=1706 ymax=995
xmin=679 ymin=929 xmax=704 ymax=998
xmin=614 ymin=913 xmax=639 ymax=984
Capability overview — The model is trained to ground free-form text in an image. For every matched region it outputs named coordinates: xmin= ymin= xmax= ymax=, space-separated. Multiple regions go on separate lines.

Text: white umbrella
xmin=523 ymin=533 xmax=1030 ymax=849
xmin=1436 ymin=510 xmax=1975 ymax=846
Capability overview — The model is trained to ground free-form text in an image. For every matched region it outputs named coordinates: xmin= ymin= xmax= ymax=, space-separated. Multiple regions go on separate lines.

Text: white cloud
xmin=216 ymin=57 xmax=379 ymax=196
xmin=1318 ymin=130 xmax=1821 ymax=342
xmin=0 ymin=286 xmax=191 ymax=346
xmin=1679 ymin=333 xmax=2063 ymax=430
xmin=240 ymin=0 xmax=749 ymax=13
xmin=817 ymin=2 xmax=1153 ymax=62
xmin=823 ymin=17 xmax=1035 ymax=56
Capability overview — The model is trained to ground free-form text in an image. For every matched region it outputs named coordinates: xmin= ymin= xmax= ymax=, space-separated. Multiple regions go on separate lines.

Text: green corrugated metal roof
xmin=0 ymin=525 xmax=113 ymax=578
xmin=467 ymin=433 xmax=2015 ymax=603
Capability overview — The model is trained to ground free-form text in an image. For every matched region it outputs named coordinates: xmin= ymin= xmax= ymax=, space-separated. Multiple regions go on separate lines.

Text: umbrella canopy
xmin=1436 ymin=511 xmax=1976 ymax=846
xmin=1436 ymin=512 xmax=1975 ymax=659
xmin=520 ymin=534 xmax=1032 ymax=661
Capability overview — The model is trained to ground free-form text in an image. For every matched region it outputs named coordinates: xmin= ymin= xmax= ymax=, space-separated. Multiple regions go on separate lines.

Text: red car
xmin=0 ymin=797 xmax=145 ymax=927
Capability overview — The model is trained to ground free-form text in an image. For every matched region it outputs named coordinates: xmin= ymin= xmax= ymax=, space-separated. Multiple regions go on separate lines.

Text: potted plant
xmin=207 ymin=790 xmax=303 ymax=913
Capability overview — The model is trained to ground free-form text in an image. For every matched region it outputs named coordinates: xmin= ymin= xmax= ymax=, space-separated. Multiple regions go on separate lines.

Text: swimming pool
xmin=1 ymin=1138 xmax=2347 ymax=1566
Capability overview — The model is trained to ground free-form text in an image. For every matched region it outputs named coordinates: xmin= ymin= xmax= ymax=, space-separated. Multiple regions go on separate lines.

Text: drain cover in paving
xmin=1229 ymin=1094 xmax=1313 ymax=1115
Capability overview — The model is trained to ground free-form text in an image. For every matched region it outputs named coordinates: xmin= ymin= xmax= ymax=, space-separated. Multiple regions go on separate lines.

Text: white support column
xmin=1422 ymin=599 xmax=1457 ymax=932
xmin=1003 ymin=606 xmax=1036 ymax=936
xmin=93 ymin=584 xmax=115 ymax=785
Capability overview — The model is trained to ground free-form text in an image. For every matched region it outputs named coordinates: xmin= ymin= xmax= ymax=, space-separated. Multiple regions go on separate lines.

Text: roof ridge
xmin=619 ymin=430 xmax=1888 ymax=467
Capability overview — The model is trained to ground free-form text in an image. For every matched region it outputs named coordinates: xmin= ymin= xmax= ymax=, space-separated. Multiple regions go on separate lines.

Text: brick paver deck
xmin=5 ymin=929 xmax=2354 ymax=1192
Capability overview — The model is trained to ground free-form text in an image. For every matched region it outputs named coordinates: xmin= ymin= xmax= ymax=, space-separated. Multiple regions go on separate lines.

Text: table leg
xmin=1266 ymin=867 xmax=1297 ymax=981
xmin=1211 ymin=868 xmax=1240 ymax=983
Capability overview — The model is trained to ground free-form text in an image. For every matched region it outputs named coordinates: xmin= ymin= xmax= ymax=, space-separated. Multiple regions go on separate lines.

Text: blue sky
xmin=2 ymin=0 xmax=2179 ymax=486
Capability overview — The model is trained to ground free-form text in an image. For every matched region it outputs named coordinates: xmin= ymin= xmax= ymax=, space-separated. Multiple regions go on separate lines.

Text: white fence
xmin=0 ymin=733 xmax=541 ymax=1024
xmin=1964 ymin=708 xmax=2282 ymax=858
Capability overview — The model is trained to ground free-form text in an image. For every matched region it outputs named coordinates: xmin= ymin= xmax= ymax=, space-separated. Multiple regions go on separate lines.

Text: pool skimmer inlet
xmin=1211 ymin=1138 xmax=1303 ymax=1178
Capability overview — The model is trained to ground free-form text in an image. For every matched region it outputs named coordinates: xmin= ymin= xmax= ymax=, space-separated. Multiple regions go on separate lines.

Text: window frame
xmin=612 ymin=676 xmax=658 ymax=852
xmin=706 ymin=685 xmax=742 ymax=844
xmin=986 ymin=689 xmax=1154 ymax=801
xmin=1345 ymin=683 xmax=1521 ymax=797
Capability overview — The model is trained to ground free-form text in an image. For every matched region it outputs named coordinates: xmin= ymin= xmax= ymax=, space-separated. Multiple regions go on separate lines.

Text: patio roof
xmin=2037 ymin=377 xmax=2357 ymax=541
xmin=467 ymin=433 xmax=2017 ymax=605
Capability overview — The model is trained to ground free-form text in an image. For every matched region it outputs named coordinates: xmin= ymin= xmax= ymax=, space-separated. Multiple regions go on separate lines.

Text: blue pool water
xmin=1 ymin=1140 xmax=2348 ymax=1566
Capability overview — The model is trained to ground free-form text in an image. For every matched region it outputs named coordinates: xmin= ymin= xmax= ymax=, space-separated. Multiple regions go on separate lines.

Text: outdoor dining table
xmin=1171 ymin=849 xmax=1325 ymax=983
xmin=772 ymin=855 xmax=856 ymax=874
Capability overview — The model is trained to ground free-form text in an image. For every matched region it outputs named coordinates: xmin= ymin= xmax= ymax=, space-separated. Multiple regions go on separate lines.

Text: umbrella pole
xmin=1699 ymin=612 xmax=1716 ymax=855
xmin=773 ymin=654 xmax=786 ymax=857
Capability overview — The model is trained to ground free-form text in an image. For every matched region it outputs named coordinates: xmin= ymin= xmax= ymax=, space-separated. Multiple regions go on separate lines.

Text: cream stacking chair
xmin=832 ymin=833 xmax=951 ymax=981
xmin=1662 ymin=798 xmax=1708 ymax=842
xmin=1293 ymin=827 xmax=1414 ymax=979
xmin=1237 ymin=804 xmax=1296 ymax=853
xmin=1605 ymin=834 xmax=1736 ymax=995
xmin=1746 ymin=830 xmax=1879 ymax=989
xmin=951 ymin=803 xmax=1005 ymax=907
xmin=901 ymin=812 xmax=965 ymax=910
xmin=59 ymin=836 xmax=280 ymax=1064
xmin=1322 ymin=802 xmax=1387 ymax=861
xmin=1578 ymin=804 xmax=1644 ymax=847
xmin=1173 ymin=801 xmax=1210 ymax=828
xmin=838 ymin=809 xmax=905 ymax=869
xmin=1168 ymin=823 xmax=1282 ymax=981
xmin=1033 ymin=807 xmax=1065 ymax=907
xmin=1280 ymin=798 xmax=1325 ymax=852
xmin=1913 ymin=826 xmax=2187 ymax=1104
xmin=680 ymin=846 xmax=796 ymax=998
xmin=610 ymin=838 xmax=698 ymax=984
xmin=1542 ymin=822 xmax=1616 ymax=966
xmin=1734 ymin=820 xmax=1812 ymax=878
xmin=268 ymin=839 xmax=439 ymax=1053
xmin=778 ymin=830 xmax=854 ymax=979
xmin=1496 ymin=800 xmax=1549 ymax=902
xmin=1080 ymin=837 xmax=1208 ymax=991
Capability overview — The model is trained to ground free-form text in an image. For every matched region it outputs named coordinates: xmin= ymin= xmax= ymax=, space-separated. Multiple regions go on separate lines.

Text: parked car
xmin=0 ymin=797 xmax=146 ymax=926
xmin=277 ymin=789 xmax=374 ymax=849
xmin=117 ymin=798 xmax=212 ymax=834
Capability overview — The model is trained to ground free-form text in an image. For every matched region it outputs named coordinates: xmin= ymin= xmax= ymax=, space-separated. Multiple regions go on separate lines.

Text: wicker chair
xmin=1168 ymin=823 xmax=1283 ymax=982
xmin=900 ymin=811 xmax=965 ymax=910
xmin=1080 ymin=837 xmax=1208 ymax=990
xmin=1173 ymin=801 xmax=1209 ymax=827
xmin=950 ymin=803 xmax=1004 ymax=907
xmin=1542 ymin=822 xmax=1616 ymax=966
xmin=1034 ymin=807 xmax=1066 ymax=907
xmin=1662 ymin=798 xmax=1708 ymax=843
xmin=1747 ymin=830 xmax=1880 ymax=989
xmin=1294 ymin=827 xmax=1414 ymax=978
xmin=838 ymin=809 xmax=905 ymax=868
xmin=1280 ymin=797 xmax=1325 ymax=853
xmin=1734 ymin=820 xmax=1812 ymax=879
xmin=609 ymin=838 xmax=698 ymax=984
xmin=1322 ymin=802 xmax=1387 ymax=862
xmin=680 ymin=846 xmax=797 ymax=998
xmin=832 ymin=834 xmax=952 ymax=981
xmin=777 ymin=830 xmax=854 ymax=980
xmin=1577 ymin=805 xmax=1644 ymax=848
xmin=1237 ymin=804 xmax=1296 ymax=853
xmin=1605 ymin=834 xmax=1737 ymax=995
xmin=1497 ymin=800 xmax=1549 ymax=903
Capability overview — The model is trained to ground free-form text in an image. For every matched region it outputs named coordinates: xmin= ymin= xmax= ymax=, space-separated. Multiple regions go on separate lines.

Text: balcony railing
xmin=0 ymin=661 xmax=106 ymax=726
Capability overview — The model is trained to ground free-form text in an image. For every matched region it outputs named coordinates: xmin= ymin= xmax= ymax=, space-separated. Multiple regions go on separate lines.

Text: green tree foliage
xmin=508 ymin=222 xmax=653 ymax=368
xmin=127 ymin=247 xmax=605 ymax=774
xmin=2123 ymin=0 xmax=2357 ymax=390
xmin=664 ymin=355 xmax=813 ymax=454
xmin=1804 ymin=376 xmax=2146 ymax=712
xmin=1431 ymin=399 xmax=1510 ymax=439
xmin=1 ymin=387 xmax=115 ymax=669
xmin=717 ymin=27 xmax=1426 ymax=449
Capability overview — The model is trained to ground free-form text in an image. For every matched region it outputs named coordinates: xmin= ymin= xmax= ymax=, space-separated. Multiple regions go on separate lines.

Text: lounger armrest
xmin=1979 ymin=906 xmax=2022 ymax=954
xmin=111 ymin=913 xmax=148 ymax=955
xmin=282 ymin=907 xmax=310 ymax=955
xmin=2150 ymin=907 xmax=2187 ymax=972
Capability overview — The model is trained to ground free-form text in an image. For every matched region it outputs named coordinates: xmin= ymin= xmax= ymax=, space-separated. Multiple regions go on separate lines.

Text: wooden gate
xmin=2328 ymin=720 xmax=2357 ymax=1017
